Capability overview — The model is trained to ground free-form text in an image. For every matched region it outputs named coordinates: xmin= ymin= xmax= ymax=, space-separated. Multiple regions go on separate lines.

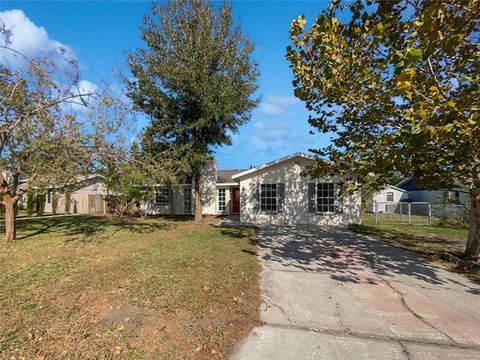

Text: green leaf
xmin=405 ymin=48 xmax=422 ymax=64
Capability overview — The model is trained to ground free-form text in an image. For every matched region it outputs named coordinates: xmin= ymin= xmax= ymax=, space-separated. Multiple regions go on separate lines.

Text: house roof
xmin=216 ymin=169 xmax=245 ymax=184
xmin=385 ymin=184 xmax=406 ymax=192
xmin=396 ymin=177 xmax=466 ymax=191
xmin=395 ymin=177 xmax=412 ymax=188
xmin=232 ymin=152 xmax=315 ymax=180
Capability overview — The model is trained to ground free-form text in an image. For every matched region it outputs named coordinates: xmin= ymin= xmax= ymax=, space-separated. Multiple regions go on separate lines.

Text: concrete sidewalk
xmin=232 ymin=226 xmax=480 ymax=360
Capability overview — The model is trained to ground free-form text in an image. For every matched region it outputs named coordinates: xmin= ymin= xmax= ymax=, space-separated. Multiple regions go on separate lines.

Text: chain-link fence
xmin=431 ymin=204 xmax=469 ymax=227
xmin=373 ymin=201 xmax=432 ymax=225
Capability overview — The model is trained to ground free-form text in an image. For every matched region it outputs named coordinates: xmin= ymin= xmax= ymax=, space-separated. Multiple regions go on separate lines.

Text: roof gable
xmin=232 ymin=152 xmax=315 ymax=180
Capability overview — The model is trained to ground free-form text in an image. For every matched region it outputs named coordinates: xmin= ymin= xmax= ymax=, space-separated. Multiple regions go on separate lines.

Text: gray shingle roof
xmin=216 ymin=169 xmax=245 ymax=184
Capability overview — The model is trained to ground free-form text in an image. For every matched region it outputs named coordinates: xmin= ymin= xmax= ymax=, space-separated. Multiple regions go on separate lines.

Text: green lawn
xmin=360 ymin=213 xmax=468 ymax=246
xmin=0 ymin=215 xmax=260 ymax=359
xmin=350 ymin=213 xmax=479 ymax=283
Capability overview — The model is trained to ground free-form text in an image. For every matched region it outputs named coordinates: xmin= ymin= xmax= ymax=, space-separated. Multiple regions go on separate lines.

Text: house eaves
xmin=387 ymin=184 xmax=407 ymax=192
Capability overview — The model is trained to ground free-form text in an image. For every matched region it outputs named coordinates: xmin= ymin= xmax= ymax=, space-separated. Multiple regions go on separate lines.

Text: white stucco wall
xmin=238 ymin=156 xmax=361 ymax=226
xmin=141 ymin=186 xmax=193 ymax=216
xmin=141 ymin=159 xmax=216 ymax=216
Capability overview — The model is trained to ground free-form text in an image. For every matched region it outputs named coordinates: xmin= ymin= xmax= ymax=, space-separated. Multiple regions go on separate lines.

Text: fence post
xmin=375 ymin=201 xmax=378 ymax=224
xmin=400 ymin=203 xmax=402 ymax=220
xmin=408 ymin=203 xmax=411 ymax=224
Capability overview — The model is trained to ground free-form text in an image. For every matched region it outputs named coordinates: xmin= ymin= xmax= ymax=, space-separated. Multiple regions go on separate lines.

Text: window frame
xmin=260 ymin=183 xmax=278 ymax=213
xmin=386 ymin=192 xmax=394 ymax=202
xmin=315 ymin=182 xmax=340 ymax=214
xmin=154 ymin=187 xmax=170 ymax=205
xmin=218 ymin=188 xmax=227 ymax=213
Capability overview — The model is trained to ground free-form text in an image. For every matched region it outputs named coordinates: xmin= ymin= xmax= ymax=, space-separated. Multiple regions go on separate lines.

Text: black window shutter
xmin=336 ymin=183 xmax=344 ymax=213
xmin=277 ymin=183 xmax=285 ymax=212
xmin=308 ymin=183 xmax=316 ymax=213
xmin=253 ymin=184 xmax=260 ymax=212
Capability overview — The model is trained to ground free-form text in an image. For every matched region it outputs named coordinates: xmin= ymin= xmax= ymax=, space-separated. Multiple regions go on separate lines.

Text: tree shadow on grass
xmin=3 ymin=215 xmax=174 ymax=242
xmin=217 ymin=227 xmax=257 ymax=241
xmin=216 ymin=225 xmax=259 ymax=256
xmin=349 ymin=224 xmax=466 ymax=257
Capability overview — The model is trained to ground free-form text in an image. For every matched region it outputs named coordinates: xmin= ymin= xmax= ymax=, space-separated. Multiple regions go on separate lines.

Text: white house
xmin=368 ymin=185 xmax=408 ymax=213
xmin=231 ymin=153 xmax=361 ymax=226
xmin=38 ymin=153 xmax=362 ymax=226
xmin=141 ymin=152 xmax=361 ymax=226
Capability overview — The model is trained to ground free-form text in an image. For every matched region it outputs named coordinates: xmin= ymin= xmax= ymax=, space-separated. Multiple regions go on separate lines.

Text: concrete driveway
xmin=232 ymin=226 xmax=480 ymax=360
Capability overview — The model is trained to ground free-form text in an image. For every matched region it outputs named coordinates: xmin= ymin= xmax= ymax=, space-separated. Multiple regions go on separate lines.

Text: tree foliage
xmin=126 ymin=0 xmax=259 ymax=220
xmin=287 ymin=0 xmax=480 ymax=259
xmin=101 ymin=141 xmax=187 ymax=217
xmin=0 ymin=29 xmax=127 ymax=243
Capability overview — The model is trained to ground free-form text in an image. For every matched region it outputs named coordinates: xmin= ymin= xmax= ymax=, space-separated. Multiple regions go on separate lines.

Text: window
xmin=218 ymin=188 xmax=226 ymax=212
xmin=260 ymin=184 xmax=277 ymax=212
xmin=46 ymin=190 xmax=52 ymax=204
xmin=316 ymin=183 xmax=337 ymax=213
xmin=184 ymin=188 xmax=192 ymax=213
xmin=386 ymin=192 xmax=394 ymax=202
xmin=443 ymin=191 xmax=460 ymax=204
xmin=154 ymin=188 xmax=170 ymax=205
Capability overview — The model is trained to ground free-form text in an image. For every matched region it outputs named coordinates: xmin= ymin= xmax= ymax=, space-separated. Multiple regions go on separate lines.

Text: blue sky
xmin=0 ymin=1 xmax=331 ymax=169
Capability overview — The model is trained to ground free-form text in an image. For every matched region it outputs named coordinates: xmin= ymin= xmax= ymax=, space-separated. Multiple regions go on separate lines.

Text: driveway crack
xmin=261 ymin=295 xmax=294 ymax=325
xmin=365 ymin=254 xmax=460 ymax=346
xmin=398 ymin=340 xmax=412 ymax=360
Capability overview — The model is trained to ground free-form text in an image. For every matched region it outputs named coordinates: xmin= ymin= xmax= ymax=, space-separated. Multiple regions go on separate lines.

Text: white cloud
xmin=265 ymin=94 xmax=300 ymax=107
xmin=237 ymin=120 xmax=302 ymax=154
xmin=0 ymin=9 xmax=75 ymax=67
xmin=68 ymin=80 xmax=99 ymax=111
xmin=258 ymin=102 xmax=286 ymax=116
xmin=258 ymin=94 xmax=301 ymax=117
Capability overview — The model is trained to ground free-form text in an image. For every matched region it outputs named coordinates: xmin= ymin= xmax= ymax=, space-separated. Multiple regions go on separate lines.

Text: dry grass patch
xmin=0 ymin=215 xmax=260 ymax=359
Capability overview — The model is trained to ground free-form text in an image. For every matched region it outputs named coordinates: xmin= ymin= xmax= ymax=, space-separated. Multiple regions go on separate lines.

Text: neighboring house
xmin=367 ymin=185 xmax=408 ymax=212
xmin=396 ymin=178 xmax=470 ymax=206
xmin=231 ymin=153 xmax=361 ymax=226
xmin=43 ymin=175 xmax=108 ymax=215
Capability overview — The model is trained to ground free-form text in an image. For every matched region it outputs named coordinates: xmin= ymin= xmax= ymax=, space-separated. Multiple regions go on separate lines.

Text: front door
xmin=231 ymin=187 xmax=240 ymax=214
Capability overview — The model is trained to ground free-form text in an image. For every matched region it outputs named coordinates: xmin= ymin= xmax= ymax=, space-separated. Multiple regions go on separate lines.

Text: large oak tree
xmin=287 ymin=0 xmax=479 ymax=259
xmin=126 ymin=0 xmax=259 ymax=221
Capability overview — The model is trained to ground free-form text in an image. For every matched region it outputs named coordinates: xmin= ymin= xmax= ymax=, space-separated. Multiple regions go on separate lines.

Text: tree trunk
xmin=194 ymin=175 xmax=202 ymax=222
xmin=3 ymin=194 xmax=16 ymax=243
xmin=465 ymin=188 xmax=480 ymax=261
xmin=65 ymin=192 xmax=71 ymax=214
